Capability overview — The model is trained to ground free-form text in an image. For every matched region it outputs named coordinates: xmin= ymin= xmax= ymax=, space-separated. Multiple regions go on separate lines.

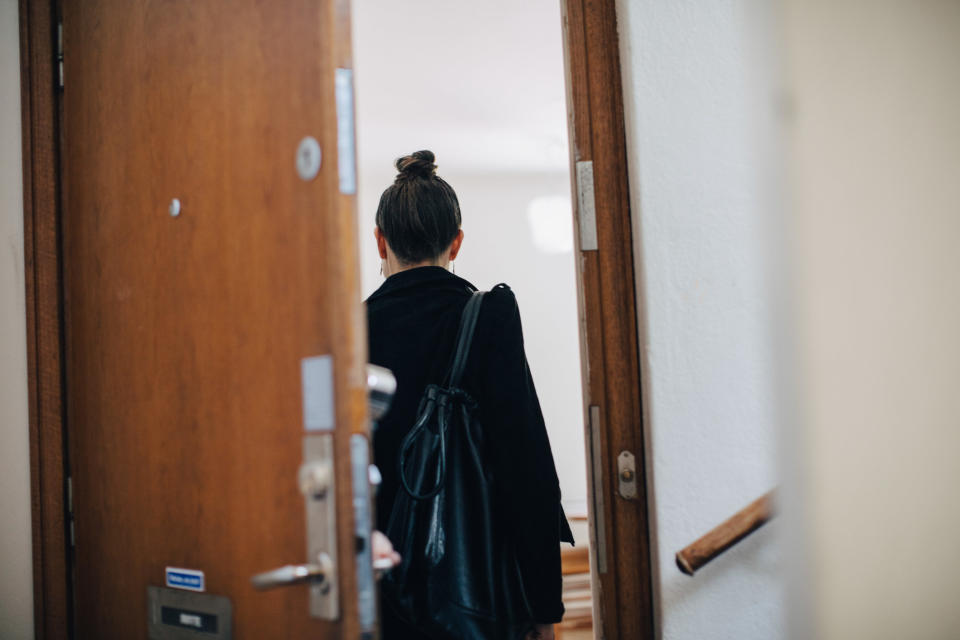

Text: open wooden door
xmin=61 ymin=1 xmax=371 ymax=637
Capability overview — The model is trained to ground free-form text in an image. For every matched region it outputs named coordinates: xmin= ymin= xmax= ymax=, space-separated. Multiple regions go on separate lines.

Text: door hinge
xmin=57 ymin=21 xmax=64 ymax=90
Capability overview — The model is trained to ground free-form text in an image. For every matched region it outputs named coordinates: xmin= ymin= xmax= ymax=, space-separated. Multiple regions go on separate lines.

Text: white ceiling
xmin=351 ymin=0 xmax=571 ymax=173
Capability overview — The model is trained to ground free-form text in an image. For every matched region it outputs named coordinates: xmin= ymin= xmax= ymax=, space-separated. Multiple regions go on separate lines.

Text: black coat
xmin=367 ymin=266 xmax=575 ymax=630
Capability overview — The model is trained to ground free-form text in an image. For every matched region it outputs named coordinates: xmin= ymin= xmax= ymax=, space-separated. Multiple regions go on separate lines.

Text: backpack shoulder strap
xmin=446 ymin=291 xmax=485 ymax=387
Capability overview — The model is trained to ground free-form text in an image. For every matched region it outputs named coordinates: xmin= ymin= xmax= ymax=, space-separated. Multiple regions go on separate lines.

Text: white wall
xmin=782 ymin=2 xmax=960 ymax=638
xmin=616 ymin=1 xmax=783 ymax=638
xmin=0 ymin=0 xmax=35 ymax=638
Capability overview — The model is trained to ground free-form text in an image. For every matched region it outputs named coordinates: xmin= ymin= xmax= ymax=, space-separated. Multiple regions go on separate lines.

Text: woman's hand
xmin=525 ymin=624 xmax=555 ymax=640
xmin=371 ymin=530 xmax=401 ymax=579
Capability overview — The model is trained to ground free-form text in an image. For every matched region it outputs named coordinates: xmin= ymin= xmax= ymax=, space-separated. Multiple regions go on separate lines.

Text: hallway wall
xmin=0 ymin=0 xmax=36 ymax=638
xmin=782 ymin=2 xmax=960 ymax=638
xmin=616 ymin=1 xmax=783 ymax=638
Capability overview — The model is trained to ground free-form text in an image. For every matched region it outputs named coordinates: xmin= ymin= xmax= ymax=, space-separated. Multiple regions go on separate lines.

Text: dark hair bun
xmin=395 ymin=150 xmax=437 ymax=181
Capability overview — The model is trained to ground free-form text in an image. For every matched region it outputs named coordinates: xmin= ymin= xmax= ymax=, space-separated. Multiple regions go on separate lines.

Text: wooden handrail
xmin=675 ymin=490 xmax=775 ymax=576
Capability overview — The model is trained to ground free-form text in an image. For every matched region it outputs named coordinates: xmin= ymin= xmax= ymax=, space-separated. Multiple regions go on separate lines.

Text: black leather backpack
xmin=382 ymin=290 xmax=535 ymax=639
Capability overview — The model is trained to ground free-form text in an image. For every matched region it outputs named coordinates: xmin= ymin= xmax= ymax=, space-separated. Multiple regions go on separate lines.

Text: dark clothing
xmin=366 ymin=267 xmax=574 ymax=635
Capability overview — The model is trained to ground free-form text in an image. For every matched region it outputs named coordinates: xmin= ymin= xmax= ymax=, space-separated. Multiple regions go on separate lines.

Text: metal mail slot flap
xmin=147 ymin=586 xmax=232 ymax=639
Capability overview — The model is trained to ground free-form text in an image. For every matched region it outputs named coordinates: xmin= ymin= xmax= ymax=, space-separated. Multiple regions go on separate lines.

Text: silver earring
xmin=379 ymin=262 xmax=384 ymax=276
xmin=451 ymin=261 xmax=456 ymax=274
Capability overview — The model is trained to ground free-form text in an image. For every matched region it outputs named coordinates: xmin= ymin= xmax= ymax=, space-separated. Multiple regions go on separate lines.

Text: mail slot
xmin=147 ymin=586 xmax=232 ymax=639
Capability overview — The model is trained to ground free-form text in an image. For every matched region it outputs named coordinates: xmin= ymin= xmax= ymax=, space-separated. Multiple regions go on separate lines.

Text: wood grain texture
xmin=676 ymin=492 xmax=775 ymax=576
xmin=561 ymin=0 xmax=655 ymax=637
xmin=61 ymin=1 xmax=364 ymax=637
xmin=20 ymin=1 xmax=71 ymax=638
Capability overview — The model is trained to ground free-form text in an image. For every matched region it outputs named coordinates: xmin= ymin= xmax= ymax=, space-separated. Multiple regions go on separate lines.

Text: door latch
xmin=617 ymin=450 xmax=638 ymax=500
xmin=366 ymin=364 xmax=396 ymax=423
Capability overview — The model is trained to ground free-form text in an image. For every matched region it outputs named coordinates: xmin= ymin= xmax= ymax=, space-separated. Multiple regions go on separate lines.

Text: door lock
xmin=250 ymin=434 xmax=338 ymax=619
xmin=617 ymin=450 xmax=638 ymax=500
xmin=298 ymin=460 xmax=332 ymax=498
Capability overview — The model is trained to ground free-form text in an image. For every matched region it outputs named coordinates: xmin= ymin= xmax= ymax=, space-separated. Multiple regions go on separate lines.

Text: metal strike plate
xmin=335 ymin=68 xmax=357 ymax=194
xmin=576 ymin=161 xmax=598 ymax=251
xmin=617 ymin=450 xmax=638 ymax=500
xmin=587 ymin=406 xmax=607 ymax=574
xmin=304 ymin=434 xmax=338 ymax=619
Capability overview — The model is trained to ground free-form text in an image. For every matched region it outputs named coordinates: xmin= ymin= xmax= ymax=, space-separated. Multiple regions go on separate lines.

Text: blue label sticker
xmin=165 ymin=567 xmax=205 ymax=592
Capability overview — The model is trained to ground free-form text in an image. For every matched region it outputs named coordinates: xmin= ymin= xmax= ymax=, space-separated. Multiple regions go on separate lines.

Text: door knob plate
xmin=304 ymin=434 xmax=338 ymax=619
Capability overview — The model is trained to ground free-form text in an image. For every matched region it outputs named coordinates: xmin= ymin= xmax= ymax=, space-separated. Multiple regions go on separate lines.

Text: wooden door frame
xmin=561 ymin=0 xmax=655 ymax=638
xmin=20 ymin=1 xmax=72 ymax=638
xmin=20 ymin=0 xmax=655 ymax=638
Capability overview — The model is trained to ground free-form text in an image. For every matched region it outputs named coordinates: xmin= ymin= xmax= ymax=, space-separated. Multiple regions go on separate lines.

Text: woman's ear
xmin=374 ymin=227 xmax=389 ymax=260
xmin=448 ymin=229 xmax=464 ymax=261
